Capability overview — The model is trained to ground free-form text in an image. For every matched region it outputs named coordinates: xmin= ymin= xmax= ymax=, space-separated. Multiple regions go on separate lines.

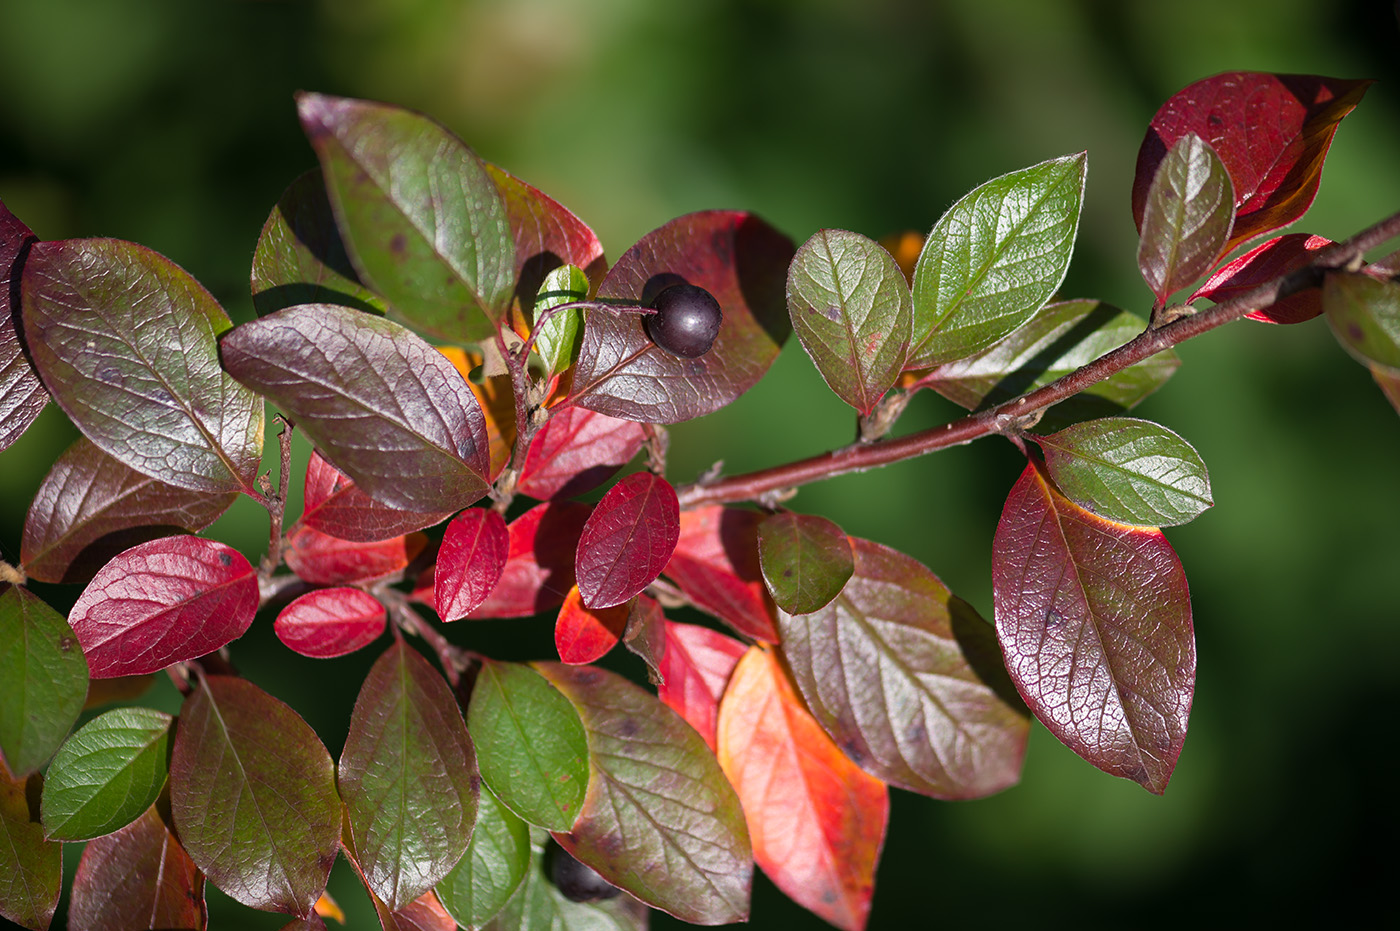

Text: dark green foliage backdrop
xmin=1 ymin=0 xmax=1396 ymax=925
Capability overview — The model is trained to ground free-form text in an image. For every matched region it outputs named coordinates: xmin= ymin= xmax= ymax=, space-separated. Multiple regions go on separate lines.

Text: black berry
xmin=644 ymin=283 xmax=722 ymax=359
xmin=548 ymin=844 xmax=621 ymax=902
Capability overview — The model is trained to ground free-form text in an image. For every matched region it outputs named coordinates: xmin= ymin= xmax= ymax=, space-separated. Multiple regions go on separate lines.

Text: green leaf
xmin=1324 ymin=271 xmax=1400 ymax=373
xmin=786 ymin=229 xmax=911 ymax=415
xmin=170 ymin=675 xmax=341 ymax=916
xmin=535 ymin=662 xmax=751 ymax=925
xmin=21 ymin=237 xmax=265 ymax=494
xmin=40 ymin=707 xmax=172 ymax=841
xmin=0 ymin=585 xmax=88 ymax=777
xmin=1035 ymin=417 xmax=1213 ymax=526
xmin=483 ymin=829 xmax=647 ymax=931
xmin=532 ymin=264 xmax=588 ymax=377
xmin=756 ymin=512 xmax=854 ymax=615
xmin=1137 ymin=134 xmax=1235 ymax=304
xmin=0 ymin=767 xmax=59 ymax=931
xmin=910 ymin=152 xmax=1086 ymax=368
xmin=467 ymin=661 xmax=589 ymax=832
xmin=340 ymin=641 xmax=479 ymax=912
xmin=297 ymin=93 xmax=516 ymax=343
xmin=436 ymin=784 xmax=530 ymax=930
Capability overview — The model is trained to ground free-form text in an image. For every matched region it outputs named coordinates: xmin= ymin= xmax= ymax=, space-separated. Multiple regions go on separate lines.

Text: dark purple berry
xmin=549 ymin=844 xmax=621 ymax=902
xmin=644 ymin=283 xmax=722 ymax=359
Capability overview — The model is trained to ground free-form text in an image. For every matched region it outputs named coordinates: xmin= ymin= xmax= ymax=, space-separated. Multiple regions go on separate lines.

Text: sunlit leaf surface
xmin=274 ymin=587 xmax=387 ymax=659
xmin=658 ymin=621 xmax=747 ymax=752
xmin=40 ymin=707 xmax=172 ymax=841
xmin=517 ymin=406 xmax=647 ymax=502
xmin=435 ymin=508 xmax=510 ymax=621
xmin=1136 ymin=133 xmax=1234 ymax=304
xmin=1190 ymin=233 xmax=1331 ymax=324
xmin=663 ymin=506 xmax=778 ymax=643
xmin=435 ymin=784 xmax=530 ymax=930
xmin=575 ymin=473 xmax=679 ymax=610
xmin=1323 ymin=271 xmax=1400 ymax=374
xmin=0 ymin=201 xmax=45 ymax=452
xmin=299 ymin=450 xmax=451 ymax=543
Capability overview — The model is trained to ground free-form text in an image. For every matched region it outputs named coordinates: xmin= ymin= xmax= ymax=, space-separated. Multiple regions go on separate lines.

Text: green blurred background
xmin=2 ymin=0 xmax=1398 ymax=927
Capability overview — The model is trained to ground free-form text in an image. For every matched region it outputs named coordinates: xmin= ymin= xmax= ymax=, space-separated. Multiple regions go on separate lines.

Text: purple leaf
xmin=0 ymin=201 xmax=46 ymax=452
xmin=435 ymin=508 xmax=509 ymax=621
xmin=298 ymin=450 xmax=452 ymax=543
xmin=67 ymin=806 xmax=206 ymax=931
xmin=575 ymin=473 xmax=679 ymax=609
xmin=274 ymin=587 xmax=386 ymax=659
xmin=516 ymin=406 xmax=647 ymax=501
xmin=1136 ymin=133 xmax=1234 ymax=304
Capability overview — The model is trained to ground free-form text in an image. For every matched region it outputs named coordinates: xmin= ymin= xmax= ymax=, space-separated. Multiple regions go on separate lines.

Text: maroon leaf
xmin=435 ymin=508 xmax=509 ymax=621
xmin=621 ymin=594 xmax=667 ymax=683
xmin=555 ymin=586 xmax=628 ymax=665
xmin=370 ymin=889 xmax=459 ymax=931
xmin=22 ymin=436 xmax=237 ymax=585
xmin=0 ymin=201 xmax=46 ymax=452
xmin=68 ymin=536 xmax=259 ymax=679
xmin=170 ymin=675 xmax=341 ymax=916
xmin=275 ymin=587 xmax=386 ymax=659
xmin=68 ymin=806 xmax=206 ymax=931
xmin=658 ymin=621 xmax=747 ymax=752
xmin=1136 ymin=133 xmax=1234 ymax=304
xmin=567 ymin=211 xmax=794 ymax=423
xmin=756 ymin=511 xmax=854 ymax=616
xmin=299 ymin=450 xmax=451 ymax=543
xmin=220 ymin=303 xmax=491 ymax=514
xmin=1132 ymin=72 xmax=1371 ymax=254
xmin=463 ymin=501 xmax=592 ymax=619
xmin=992 ymin=461 xmax=1194 ymax=794
xmin=0 ymin=765 xmax=59 ymax=931
xmin=575 ymin=473 xmax=680 ymax=609
xmin=1190 ymin=233 xmax=1332 ymax=324
xmin=515 ymin=406 xmax=648 ymax=501
xmin=285 ymin=525 xmax=427 ymax=587
xmin=663 ymin=505 xmax=779 ymax=642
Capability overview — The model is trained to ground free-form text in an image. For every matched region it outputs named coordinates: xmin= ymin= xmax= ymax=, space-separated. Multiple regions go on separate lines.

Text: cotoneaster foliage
xmin=1 ymin=71 xmax=1398 ymax=931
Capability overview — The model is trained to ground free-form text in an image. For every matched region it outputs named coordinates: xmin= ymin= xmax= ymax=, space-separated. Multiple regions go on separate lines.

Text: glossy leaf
xmin=68 ymin=536 xmax=258 ymax=679
xmin=662 ymin=506 xmax=778 ymax=642
xmin=575 ymin=472 xmax=680 ymax=609
xmin=468 ymin=661 xmax=590 ymax=832
xmin=0 ymin=766 xmax=60 ymax=931
xmin=21 ymin=436 xmax=236 ymax=585
xmin=1036 ymin=417 xmax=1213 ymax=526
xmin=285 ymin=525 xmax=426 ymax=586
xmin=621 ymin=595 xmax=667 ymax=684
xmin=251 ymin=168 xmax=389 ymax=317
xmin=568 ymin=211 xmax=793 ymax=424
xmin=463 ymin=501 xmax=592 ymax=619
xmin=718 ymin=647 xmax=887 ymax=931
xmin=993 ymin=462 xmax=1195 ymax=794
xmin=341 ymin=641 xmax=478 ymax=911
xmin=40 ymin=707 xmax=172 ymax=841
xmin=1323 ymin=271 xmax=1400 ymax=373
xmin=756 ymin=512 xmax=853 ymax=616
xmin=300 ymin=450 xmax=451 ymax=543
xmin=909 ymin=153 xmax=1086 ymax=368
xmin=0 ymin=201 xmax=45 ymax=452
xmin=67 ymin=805 xmax=206 ymax=931
xmin=374 ymin=890 xmax=459 ymax=931
xmin=0 ymin=585 xmax=88 ymax=777
xmin=170 ymin=675 xmax=341 ymax=915
xmin=516 ymin=406 xmax=647 ymax=501
xmin=297 ymin=92 xmax=516 ymax=343
xmin=281 ymin=915 xmax=328 ymax=931
xmin=530 ymin=264 xmax=588 ymax=377
xmin=555 ymin=586 xmax=628 ymax=665
xmin=923 ymin=299 xmax=1179 ymax=425
xmin=21 ymin=237 xmax=264 ymax=493
xmin=537 ymin=662 xmax=752 ymax=925
xmin=221 ymin=303 xmax=491 ymax=513
xmin=275 ymin=587 xmax=387 ymax=659
xmin=777 ymin=537 xmax=1030 ymax=799
xmin=1133 ymin=72 xmax=1371 ymax=254
xmin=482 ymin=830 xmax=648 ymax=931
xmin=787 ymin=229 xmax=911 ymax=415
xmin=435 ymin=784 xmax=531 ymax=930
xmin=1190 ymin=233 xmax=1332 ymax=324
xmin=435 ymin=508 xmax=510 ymax=621
xmin=1137 ymin=134 xmax=1234 ymax=304
xmin=658 ymin=621 xmax=747 ymax=752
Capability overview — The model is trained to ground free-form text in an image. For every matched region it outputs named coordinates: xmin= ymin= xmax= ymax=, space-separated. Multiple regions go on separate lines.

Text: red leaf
xmin=285 ymin=525 xmax=427 ymax=586
xmin=718 ymin=647 xmax=888 ymax=931
xmin=68 ymin=806 xmax=206 ymax=931
xmin=1132 ymin=72 xmax=1371 ymax=253
xmin=466 ymin=500 xmax=592 ymax=619
xmin=555 ymin=586 xmax=628 ymax=665
xmin=516 ymin=406 xmax=648 ymax=500
xmin=621 ymin=594 xmax=667 ymax=683
xmin=993 ymin=461 xmax=1195 ymax=794
xmin=300 ymin=450 xmax=451 ymax=543
xmin=1190 ymin=233 xmax=1332 ymax=324
xmin=575 ymin=473 xmax=679 ymax=609
xmin=0 ymin=202 xmax=46 ymax=453
xmin=69 ymin=537 xmax=258 ymax=678
xmin=275 ymin=587 xmax=386 ymax=659
xmin=662 ymin=505 xmax=778 ymax=642
xmin=434 ymin=508 xmax=509 ymax=621
xmin=657 ymin=621 xmax=747 ymax=751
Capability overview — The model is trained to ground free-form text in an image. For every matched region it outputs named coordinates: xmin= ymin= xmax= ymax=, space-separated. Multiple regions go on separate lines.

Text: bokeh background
xmin=2 ymin=0 xmax=1398 ymax=927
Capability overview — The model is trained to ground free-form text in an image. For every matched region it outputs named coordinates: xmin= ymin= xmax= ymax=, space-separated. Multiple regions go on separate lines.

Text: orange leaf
xmin=718 ymin=647 xmax=888 ymax=931
xmin=554 ymin=585 xmax=628 ymax=664
xmin=657 ymin=621 xmax=746 ymax=751
xmin=439 ymin=345 xmax=516 ymax=480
